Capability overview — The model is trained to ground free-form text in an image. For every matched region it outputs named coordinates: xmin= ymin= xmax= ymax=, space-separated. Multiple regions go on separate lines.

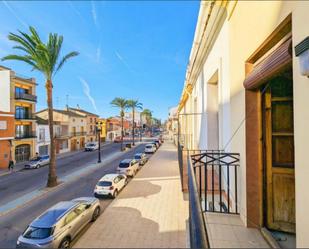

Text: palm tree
xmin=2 ymin=27 xmax=79 ymax=187
xmin=127 ymin=100 xmax=143 ymax=146
xmin=141 ymin=109 xmax=152 ymax=136
xmin=111 ymin=97 xmax=128 ymax=151
xmin=141 ymin=109 xmax=152 ymax=127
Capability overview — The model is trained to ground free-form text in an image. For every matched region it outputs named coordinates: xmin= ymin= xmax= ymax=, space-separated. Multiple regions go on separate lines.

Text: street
xmin=0 ymin=141 xmax=149 ymax=248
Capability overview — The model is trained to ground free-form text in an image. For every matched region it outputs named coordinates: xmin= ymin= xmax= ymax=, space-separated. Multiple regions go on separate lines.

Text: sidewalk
xmin=0 ymin=141 xmax=112 ymax=177
xmin=74 ymin=141 xmax=189 ymax=248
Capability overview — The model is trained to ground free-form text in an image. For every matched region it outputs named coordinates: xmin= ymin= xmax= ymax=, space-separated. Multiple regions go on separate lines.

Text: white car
xmin=145 ymin=144 xmax=156 ymax=154
xmin=117 ymin=159 xmax=139 ymax=177
xmin=24 ymin=155 xmax=50 ymax=169
xmin=94 ymin=174 xmax=127 ymax=198
xmin=85 ymin=142 xmax=99 ymax=151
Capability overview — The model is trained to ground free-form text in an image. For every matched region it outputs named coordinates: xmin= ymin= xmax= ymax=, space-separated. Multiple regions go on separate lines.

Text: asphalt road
xmin=0 ymin=141 xmax=150 ymax=248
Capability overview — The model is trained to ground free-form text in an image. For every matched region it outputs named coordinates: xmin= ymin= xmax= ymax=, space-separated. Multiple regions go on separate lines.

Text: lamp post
xmin=96 ymin=121 xmax=102 ymax=163
xmin=140 ymin=112 xmax=142 ymax=142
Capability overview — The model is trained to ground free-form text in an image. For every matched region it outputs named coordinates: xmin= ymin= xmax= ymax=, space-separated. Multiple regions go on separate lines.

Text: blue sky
xmin=0 ymin=1 xmax=199 ymax=120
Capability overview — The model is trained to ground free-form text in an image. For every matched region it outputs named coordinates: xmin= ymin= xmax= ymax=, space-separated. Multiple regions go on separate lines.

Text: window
xmin=15 ymin=106 xmax=30 ymax=119
xmin=97 ymin=181 xmax=112 ymax=187
xmin=0 ymin=121 xmax=7 ymax=130
xmin=74 ymin=204 xmax=87 ymax=215
xmin=16 ymin=125 xmax=31 ymax=138
xmin=60 ymin=140 xmax=68 ymax=150
xmin=90 ymin=118 xmax=93 ymax=123
xmin=23 ymin=226 xmax=53 ymax=239
xmin=64 ymin=211 xmax=78 ymax=225
xmin=39 ymin=128 xmax=45 ymax=141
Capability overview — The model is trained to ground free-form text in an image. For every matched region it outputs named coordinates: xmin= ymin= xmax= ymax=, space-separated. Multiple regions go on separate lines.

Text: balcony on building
xmin=15 ymin=107 xmax=36 ymax=120
xmin=15 ymin=131 xmax=36 ymax=140
xmin=15 ymin=87 xmax=37 ymax=102
xmin=70 ymin=131 xmax=87 ymax=137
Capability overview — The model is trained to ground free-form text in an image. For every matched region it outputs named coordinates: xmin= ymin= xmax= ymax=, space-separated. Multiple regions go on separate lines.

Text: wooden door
xmin=263 ymin=73 xmax=295 ymax=233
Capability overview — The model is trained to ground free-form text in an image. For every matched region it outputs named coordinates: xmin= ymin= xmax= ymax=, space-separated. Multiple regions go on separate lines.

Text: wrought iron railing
xmin=15 ymin=113 xmax=36 ymax=120
xmin=187 ymin=153 xmax=210 ymax=249
xmin=15 ymin=132 xmax=37 ymax=139
xmin=191 ymin=150 xmax=240 ymax=214
xmin=70 ymin=131 xmax=87 ymax=137
xmin=15 ymin=92 xmax=37 ymax=102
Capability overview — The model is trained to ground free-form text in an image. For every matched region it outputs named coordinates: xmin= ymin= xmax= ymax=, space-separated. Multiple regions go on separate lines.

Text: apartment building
xmin=179 ymin=1 xmax=309 ymax=247
xmin=68 ymin=107 xmax=99 ymax=143
xmin=0 ymin=66 xmax=37 ymax=164
xmin=36 ymin=108 xmax=86 ymax=152
xmin=106 ymin=117 xmax=130 ymax=141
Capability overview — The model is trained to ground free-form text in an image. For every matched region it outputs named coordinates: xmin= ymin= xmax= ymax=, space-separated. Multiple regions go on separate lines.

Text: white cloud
xmin=91 ymin=1 xmax=99 ymax=28
xmin=115 ymin=51 xmax=135 ymax=74
xmin=79 ymin=77 xmax=98 ymax=113
xmin=96 ymin=46 xmax=101 ymax=62
xmin=2 ymin=1 xmax=28 ymax=29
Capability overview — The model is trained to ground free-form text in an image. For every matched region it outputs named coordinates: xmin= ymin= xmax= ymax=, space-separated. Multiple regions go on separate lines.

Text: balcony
xmin=15 ymin=92 xmax=37 ymax=102
xmin=15 ymin=132 xmax=37 ymax=140
xmin=70 ymin=131 xmax=87 ymax=137
xmin=15 ymin=113 xmax=36 ymax=120
xmin=54 ymin=133 xmax=70 ymax=139
xmin=178 ymin=145 xmax=240 ymax=248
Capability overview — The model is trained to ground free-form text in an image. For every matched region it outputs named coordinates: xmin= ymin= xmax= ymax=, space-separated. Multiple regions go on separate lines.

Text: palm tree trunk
xmin=132 ymin=109 xmax=135 ymax=146
xmin=46 ymin=80 xmax=57 ymax=187
xmin=121 ymin=114 xmax=124 ymax=151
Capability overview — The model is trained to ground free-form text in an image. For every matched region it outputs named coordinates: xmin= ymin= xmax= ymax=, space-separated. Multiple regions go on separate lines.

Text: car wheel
xmin=36 ymin=164 xmax=41 ymax=169
xmin=91 ymin=206 xmax=101 ymax=222
xmin=113 ymin=189 xmax=118 ymax=198
xmin=59 ymin=237 xmax=71 ymax=249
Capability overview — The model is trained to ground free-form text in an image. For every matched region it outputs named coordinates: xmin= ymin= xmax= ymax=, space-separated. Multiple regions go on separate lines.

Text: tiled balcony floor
xmin=204 ymin=212 xmax=270 ymax=248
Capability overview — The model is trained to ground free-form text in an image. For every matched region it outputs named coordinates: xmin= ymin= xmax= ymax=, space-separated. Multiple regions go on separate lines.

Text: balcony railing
xmin=15 ymin=132 xmax=37 ymax=139
xmin=15 ymin=114 xmax=36 ymax=120
xmin=189 ymin=150 xmax=240 ymax=214
xmin=187 ymin=153 xmax=210 ymax=249
xmin=70 ymin=131 xmax=87 ymax=137
xmin=15 ymin=92 xmax=37 ymax=102
xmin=54 ymin=133 xmax=70 ymax=139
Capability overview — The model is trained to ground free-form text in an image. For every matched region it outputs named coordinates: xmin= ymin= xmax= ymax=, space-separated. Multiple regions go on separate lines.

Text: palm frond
xmin=55 ymin=51 xmax=79 ymax=76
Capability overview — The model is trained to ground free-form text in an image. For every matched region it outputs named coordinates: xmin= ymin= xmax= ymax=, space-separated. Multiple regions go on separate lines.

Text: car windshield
xmin=119 ymin=162 xmax=130 ymax=168
xmin=87 ymin=143 xmax=95 ymax=147
xmin=146 ymin=145 xmax=153 ymax=148
xmin=97 ymin=181 xmax=112 ymax=187
xmin=30 ymin=158 xmax=41 ymax=162
xmin=134 ymin=155 xmax=141 ymax=160
xmin=23 ymin=226 xmax=53 ymax=239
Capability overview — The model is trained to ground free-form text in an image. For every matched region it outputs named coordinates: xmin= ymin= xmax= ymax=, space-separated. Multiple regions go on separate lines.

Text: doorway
xmin=15 ymin=144 xmax=31 ymax=163
xmin=262 ymin=69 xmax=295 ymax=233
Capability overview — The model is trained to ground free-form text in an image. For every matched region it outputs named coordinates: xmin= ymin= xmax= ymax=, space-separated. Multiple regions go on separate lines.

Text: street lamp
xmin=96 ymin=121 xmax=102 ymax=163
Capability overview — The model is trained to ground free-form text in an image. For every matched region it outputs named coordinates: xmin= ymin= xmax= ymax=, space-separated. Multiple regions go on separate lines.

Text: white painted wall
xmin=0 ymin=70 xmax=11 ymax=112
xmin=36 ymin=124 xmax=50 ymax=155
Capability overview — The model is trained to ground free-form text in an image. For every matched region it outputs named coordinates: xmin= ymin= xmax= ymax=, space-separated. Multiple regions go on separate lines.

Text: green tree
xmin=127 ymin=100 xmax=143 ymax=146
xmin=141 ymin=109 xmax=153 ymax=127
xmin=111 ymin=97 xmax=128 ymax=151
xmin=2 ymin=27 xmax=79 ymax=187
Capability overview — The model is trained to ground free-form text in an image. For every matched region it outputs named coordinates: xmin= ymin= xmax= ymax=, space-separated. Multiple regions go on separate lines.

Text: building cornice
xmin=178 ymin=0 xmax=235 ymax=113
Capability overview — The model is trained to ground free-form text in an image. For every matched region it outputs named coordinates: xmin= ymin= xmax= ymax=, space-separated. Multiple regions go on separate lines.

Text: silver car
xmin=16 ymin=197 xmax=101 ymax=248
xmin=24 ymin=155 xmax=50 ymax=169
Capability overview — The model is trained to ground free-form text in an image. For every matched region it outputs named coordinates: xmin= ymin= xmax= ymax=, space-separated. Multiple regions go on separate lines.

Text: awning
xmin=243 ymin=37 xmax=292 ymax=90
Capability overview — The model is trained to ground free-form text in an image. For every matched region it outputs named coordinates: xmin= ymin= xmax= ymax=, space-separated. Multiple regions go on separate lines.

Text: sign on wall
xmin=0 ymin=121 xmax=7 ymax=130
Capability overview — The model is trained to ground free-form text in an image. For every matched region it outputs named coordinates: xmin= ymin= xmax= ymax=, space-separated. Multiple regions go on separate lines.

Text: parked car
xmin=24 ymin=155 xmax=50 ymax=169
xmin=154 ymin=139 xmax=161 ymax=146
xmin=114 ymin=136 xmax=122 ymax=143
xmin=117 ymin=159 xmax=139 ymax=177
xmin=16 ymin=197 xmax=101 ymax=249
xmin=94 ymin=174 xmax=127 ymax=198
xmin=151 ymin=141 xmax=160 ymax=149
xmin=85 ymin=142 xmax=99 ymax=151
xmin=145 ymin=144 xmax=156 ymax=154
xmin=134 ymin=153 xmax=148 ymax=166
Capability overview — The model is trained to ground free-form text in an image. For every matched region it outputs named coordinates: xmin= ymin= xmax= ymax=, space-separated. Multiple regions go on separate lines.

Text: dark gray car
xmin=16 ymin=197 xmax=101 ymax=248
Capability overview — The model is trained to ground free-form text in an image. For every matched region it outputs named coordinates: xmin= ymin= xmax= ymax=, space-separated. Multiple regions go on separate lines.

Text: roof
xmin=68 ymin=107 xmax=99 ymax=117
xmin=36 ymin=108 xmax=85 ymax=118
xmin=31 ymin=201 xmax=78 ymax=228
xmin=99 ymin=174 xmax=120 ymax=182
xmin=36 ymin=116 xmax=49 ymax=125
